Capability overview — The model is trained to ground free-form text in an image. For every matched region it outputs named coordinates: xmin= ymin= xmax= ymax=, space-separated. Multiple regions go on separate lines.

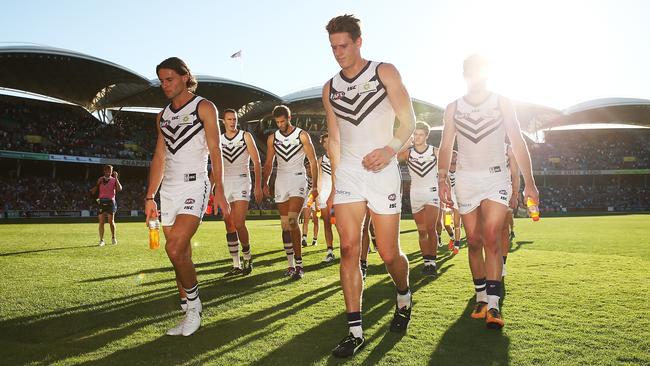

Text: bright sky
xmin=2 ymin=0 xmax=649 ymax=110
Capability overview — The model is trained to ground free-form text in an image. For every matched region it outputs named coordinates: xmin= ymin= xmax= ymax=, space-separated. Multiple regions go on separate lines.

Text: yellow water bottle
xmin=306 ymin=193 xmax=314 ymax=208
xmin=444 ymin=206 xmax=452 ymax=226
xmin=148 ymin=219 xmax=160 ymax=249
xmin=526 ymin=197 xmax=540 ymax=222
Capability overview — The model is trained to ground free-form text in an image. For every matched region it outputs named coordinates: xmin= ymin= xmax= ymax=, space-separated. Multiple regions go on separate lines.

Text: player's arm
xmin=244 ymin=131 xmax=263 ymax=204
xmin=144 ymin=112 xmax=166 ymax=224
xmin=262 ymin=134 xmax=276 ymax=198
xmin=396 ymin=136 xmax=413 ymax=163
xmin=499 ymin=95 xmax=539 ymax=205
xmin=507 ymin=145 xmax=521 ymax=209
xmin=362 ymin=63 xmax=416 ymax=172
xmin=200 ymin=100 xmax=230 ymax=216
xmin=438 ymin=102 xmax=458 ymax=207
xmin=316 ymin=156 xmax=324 ymax=196
xmin=322 ymin=81 xmax=340 ymax=208
xmin=301 ymin=130 xmax=319 ymax=198
xmin=113 ymin=171 xmax=123 ymax=192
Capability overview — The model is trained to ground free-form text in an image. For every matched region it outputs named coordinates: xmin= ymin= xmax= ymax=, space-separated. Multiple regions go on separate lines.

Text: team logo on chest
xmin=454 ymin=97 xmax=503 ymax=144
xmin=407 ymin=149 xmax=437 ymax=178
xmin=274 ymin=132 xmax=303 ymax=162
xmin=160 ymin=106 xmax=203 ymax=154
xmin=222 ymin=134 xmax=247 ymax=164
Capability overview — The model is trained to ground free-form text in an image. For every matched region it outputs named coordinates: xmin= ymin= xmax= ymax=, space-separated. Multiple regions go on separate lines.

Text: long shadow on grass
xmin=250 ymin=256 xmax=457 ymax=365
xmin=509 ymin=240 xmax=534 ymax=253
xmin=76 ymin=281 xmax=343 ymax=365
xmin=428 ymin=298 xmax=510 ymax=365
xmin=0 ymin=244 xmax=98 ymax=257
xmin=0 ymin=258 xmax=299 ymax=365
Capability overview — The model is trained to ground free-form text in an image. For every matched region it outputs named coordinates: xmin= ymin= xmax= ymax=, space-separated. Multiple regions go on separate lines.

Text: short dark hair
xmin=326 ymin=14 xmax=361 ymax=40
xmin=156 ymin=57 xmax=198 ymax=92
xmin=272 ymin=105 xmax=291 ymax=119
xmin=223 ymin=108 xmax=237 ymax=118
xmin=415 ymin=122 xmax=430 ymax=133
xmin=320 ymin=133 xmax=329 ymax=144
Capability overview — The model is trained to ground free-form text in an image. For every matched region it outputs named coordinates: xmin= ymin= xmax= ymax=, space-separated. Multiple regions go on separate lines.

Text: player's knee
xmin=379 ymin=249 xmax=400 ymax=266
xmin=280 ymin=216 xmax=290 ymax=231
xmin=481 ymin=227 xmax=499 ymax=247
xmin=339 ymin=239 xmax=358 ymax=259
xmin=287 ymin=213 xmax=299 ymax=230
xmin=466 ymin=232 xmax=482 ymax=249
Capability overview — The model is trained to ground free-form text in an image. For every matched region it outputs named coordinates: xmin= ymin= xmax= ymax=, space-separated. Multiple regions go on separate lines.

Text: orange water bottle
xmin=526 ymin=197 xmax=540 ymax=222
xmin=330 ymin=207 xmax=336 ymax=225
xmin=148 ymin=219 xmax=160 ymax=249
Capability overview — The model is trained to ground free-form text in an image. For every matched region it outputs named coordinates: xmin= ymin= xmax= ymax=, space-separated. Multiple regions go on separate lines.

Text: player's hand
xmin=438 ymin=177 xmax=454 ymax=207
xmin=254 ymin=185 xmax=263 ymax=204
xmin=524 ymin=184 xmax=540 ymax=207
xmin=362 ymin=146 xmax=394 ymax=172
xmin=262 ymin=184 xmax=271 ymax=198
xmin=326 ymin=185 xmax=335 ymax=208
xmin=112 ymin=171 xmax=119 ymax=179
xmin=214 ymin=191 xmax=231 ymax=217
xmin=310 ymin=188 xmax=319 ymax=200
xmin=509 ymin=191 xmax=519 ymax=210
xmin=144 ymin=199 xmax=158 ymax=227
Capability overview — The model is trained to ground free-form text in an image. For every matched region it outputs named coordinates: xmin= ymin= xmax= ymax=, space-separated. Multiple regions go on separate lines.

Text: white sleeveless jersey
xmin=321 ymin=154 xmax=332 ymax=178
xmin=329 ymin=61 xmax=396 ymax=170
xmin=221 ymin=130 xmax=250 ymax=178
xmin=453 ymin=93 xmax=507 ymax=173
xmin=407 ymin=145 xmax=438 ymax=189
xmin=159 ymin=95 xmax=208 ymax=183
xmin=274 ymin=127 xmax=306 ymax=175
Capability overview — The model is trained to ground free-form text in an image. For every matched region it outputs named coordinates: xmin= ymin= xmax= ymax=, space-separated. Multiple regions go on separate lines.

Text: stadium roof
xmin=544 ymin=98 xmax=650 ymax=129
xmin=0 ymin=45 xmax=282 ymax=113
xmin=93 ymin=75 xmax=282 ymax=112
xmin=0 ymin=45 xmax=150 ymax=109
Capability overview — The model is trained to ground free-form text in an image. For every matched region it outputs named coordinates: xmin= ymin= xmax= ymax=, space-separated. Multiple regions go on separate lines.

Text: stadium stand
xmin=0 ymin=46 xmax=648 ymax=218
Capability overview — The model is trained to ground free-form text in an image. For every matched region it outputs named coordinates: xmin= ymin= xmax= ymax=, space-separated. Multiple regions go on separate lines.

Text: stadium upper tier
xmin=2 ymin=45 xmax=650 ymax=132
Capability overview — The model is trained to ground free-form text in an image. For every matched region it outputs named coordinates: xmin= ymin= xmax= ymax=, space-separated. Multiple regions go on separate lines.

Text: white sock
xmin=350 ymin=325 xmax=363 ymax=338
xmin=477 ymin=290 xmax=488 ymax=304
xmin=487 ymin=295 xmax=500 ymax=310
xmin=396 ymin=289 xmax=412 ymax=309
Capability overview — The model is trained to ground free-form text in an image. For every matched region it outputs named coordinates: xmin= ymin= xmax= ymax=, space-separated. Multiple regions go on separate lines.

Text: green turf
xmin=0 ymin=215 xmax=649 ymax=365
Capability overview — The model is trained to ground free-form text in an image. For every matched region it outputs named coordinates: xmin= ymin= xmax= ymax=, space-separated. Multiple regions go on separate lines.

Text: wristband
xmin=387 ymin=137 xmax=403 ymax=155
xmin=145 ymin=197 xmax=155 ymax=201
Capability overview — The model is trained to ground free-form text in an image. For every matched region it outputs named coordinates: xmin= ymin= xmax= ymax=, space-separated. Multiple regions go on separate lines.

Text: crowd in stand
xmin=531 ymin=129 xmax=650 ymax=170
xmin=0 ymin=99 xmax=156 ymax=160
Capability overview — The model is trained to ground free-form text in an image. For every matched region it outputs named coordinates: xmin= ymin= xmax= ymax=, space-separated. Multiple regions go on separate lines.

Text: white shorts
xmin=319 ymin=182 xmax=332 ymax=209
xmin=410 ymin=186 xmax=440 ymax=214
xmin=334 ymin=163 xmax=401 ymax=215
xmin=160 ymin=178 xmax=210 ymax=226
xmin=224 ymin=175 xmax=251 ymax=203
xmin=455 ymin=170 xmax=511 ymax=215
xmin=450 ymin=185 xmax=459 ymax=210
xmin=274 ymin=172 xmax=307 ymax=204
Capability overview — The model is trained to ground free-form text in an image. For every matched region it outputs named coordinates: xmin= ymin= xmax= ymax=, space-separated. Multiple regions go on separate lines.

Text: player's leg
xmin=288 ymin=196 xmax=305 ymax=279
xmin=163 ymin=215 xmax=202 ymax=336
xmin=370 ymin=210 xmax=412 ymax=332
xmin=223 ymin=201 xmax=243 ymax=275
xmin=277 ymin=201 xmax=295 ymax=276
xmin=478 ymin=199 xmax=509 ymax=329
xmin=368 ymin=219 xmax=377 ymax=251
xmin=231 ymin=200 xmax=253 ymax=275
xmin=413 ymin=204 xmax=439 ymax=276
xmin=311 ymin=209 xmax=319 ymax=246
xmin=301 ymin=206 xmax=311 ymax=247
xmin=321 ymin=204 xmax=336 ymax=263
xmin=335 ymin=201 xmax=367 ymax=338
xmin=435 ymin=213 xmax=444 ymax=248
xmin=97 ymin=212 xmax=105 ymax=246
xmin=461 ymin=209 xmax=489 ymax=318
xmin=501 ymin=209 xmax=512 ymax=278
xmin=107 ymin=213 xmax=117 ymax=245
xmin=508 ymin=210 xmax=515 ymax=240
xmin=360 ymin=210 xmax=371 ymax=279
xmin=453 ymin=209 xmax=462 ymax=253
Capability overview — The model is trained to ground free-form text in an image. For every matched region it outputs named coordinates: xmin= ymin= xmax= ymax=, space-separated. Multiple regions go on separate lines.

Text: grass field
xmin=1 ymin=215 xmax=649 ymax=365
